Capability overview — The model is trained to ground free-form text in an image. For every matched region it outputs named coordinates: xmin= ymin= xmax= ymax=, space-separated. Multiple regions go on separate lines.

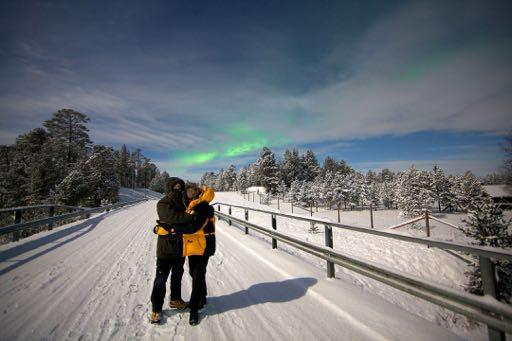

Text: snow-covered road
xmin=0 ymin=200 xmax=461 ymax=340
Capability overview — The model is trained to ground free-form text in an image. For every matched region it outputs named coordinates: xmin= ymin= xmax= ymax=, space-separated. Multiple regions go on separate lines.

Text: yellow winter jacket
xmin=182 ymin=186 xmax=216 ymax=256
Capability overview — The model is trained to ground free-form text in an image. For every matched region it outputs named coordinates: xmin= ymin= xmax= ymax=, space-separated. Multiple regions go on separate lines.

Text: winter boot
xmin=170 ymin=299 xmax=188 ymax=310
xmin=149 ymin=311 xmax=162 ymax=324
xmin=189 ymin=310 xmax=199 ymax=326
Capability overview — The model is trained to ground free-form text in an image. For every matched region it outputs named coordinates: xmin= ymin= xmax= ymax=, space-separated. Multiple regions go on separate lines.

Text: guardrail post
xmin=480 ymin=256 xmax=505 ymax=341
xmin=228 ymin=206 xmax=232 ymax=226
xmin=291 ymin=201 xmax=294 ymax=213
xmin=425 ymin=209 xmax=430 ymax=237
xmin=370 ymin=203 xmax=374 ymax=229
xmin=48 ymin=206 xmax=55 ymax=230
xmin=13 ymin=209 xmax=22 ymax=241
xmin=244 ymin=209 xmax=249 ymax=234
xmin=324 ymin=224 xmax=335 ymax=278
xmin=217 ymin=204 xmax=220 ymax=211
xmin=277 ymin=197 xmax=280 ymax=210
xmin=271 ymin=214 xmax=277 ymax=249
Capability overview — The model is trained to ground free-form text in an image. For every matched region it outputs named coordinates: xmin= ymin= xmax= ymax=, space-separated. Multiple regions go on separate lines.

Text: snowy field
xmin=0 ymin=199 xmax=468 ymax=340
xmin=213 ymin=192 xmax=508 ymax=340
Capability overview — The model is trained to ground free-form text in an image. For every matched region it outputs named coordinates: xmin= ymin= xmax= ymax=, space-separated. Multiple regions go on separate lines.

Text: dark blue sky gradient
xmin=1 ymin=0 xmax=511 ymax=179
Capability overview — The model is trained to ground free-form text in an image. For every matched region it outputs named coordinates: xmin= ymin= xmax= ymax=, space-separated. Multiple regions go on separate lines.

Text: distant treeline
xmin=201 ymin=145 xmax=511 ymax=217
xmin=0 ymin=109 xmax=168 ymax=208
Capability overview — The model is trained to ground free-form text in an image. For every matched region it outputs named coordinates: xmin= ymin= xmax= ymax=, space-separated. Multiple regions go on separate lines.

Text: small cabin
xmin=246 ymin=186 xmax=267 ymax=195
xmin=483 ymin=185 xmax=512 ymax=209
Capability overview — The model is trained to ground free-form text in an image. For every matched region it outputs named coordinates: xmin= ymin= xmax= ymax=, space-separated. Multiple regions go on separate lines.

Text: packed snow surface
xmin=0 ymin=194 xmax=490 ymax=340
xmin=118 ymin=187 xmax=163 ymax=202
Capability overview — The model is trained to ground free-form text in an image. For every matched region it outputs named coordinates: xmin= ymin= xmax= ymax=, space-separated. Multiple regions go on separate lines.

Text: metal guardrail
xmin=0 ymin=204 xmax=85 ymax=214
xmin=213 ymin=202 xmax=512 ymax=261
xmin=213 ymin=202 xmax=512 ymax=340
xmin=0 ymin=199 xmax=147 ymax=239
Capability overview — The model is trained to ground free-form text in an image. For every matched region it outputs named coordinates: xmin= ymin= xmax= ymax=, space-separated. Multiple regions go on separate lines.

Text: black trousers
xmin=150 ymin=257 xmax=186 ymax=312
xmin=188 ymin=255 xmax=210 ymax=312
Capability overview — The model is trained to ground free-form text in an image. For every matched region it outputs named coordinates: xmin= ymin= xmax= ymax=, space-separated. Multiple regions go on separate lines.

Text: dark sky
xmin=1 ymin=0 xmax=511 ymax=179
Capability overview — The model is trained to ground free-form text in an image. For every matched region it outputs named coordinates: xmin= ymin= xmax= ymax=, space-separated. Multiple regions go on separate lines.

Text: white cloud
xmin=298 ymin=1 xmax=512 ymax=142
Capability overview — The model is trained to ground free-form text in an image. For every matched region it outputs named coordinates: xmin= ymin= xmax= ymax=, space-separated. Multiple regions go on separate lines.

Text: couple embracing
xmin=150 ymin=177 xmax=216 ymax=326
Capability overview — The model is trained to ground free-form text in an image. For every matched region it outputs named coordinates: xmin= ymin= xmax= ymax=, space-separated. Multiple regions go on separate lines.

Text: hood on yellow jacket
xmin=186 ymin=186 xmax=215 ymax=213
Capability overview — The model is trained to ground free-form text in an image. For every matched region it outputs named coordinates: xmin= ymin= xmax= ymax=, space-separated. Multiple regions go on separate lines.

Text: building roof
xmin=483 ymin=185 xmax=512 ymax=198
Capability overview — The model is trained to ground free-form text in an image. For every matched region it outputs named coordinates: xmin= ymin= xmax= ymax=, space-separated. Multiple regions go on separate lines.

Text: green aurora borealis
xmin=170 ymin=124 xmax=287 ymax=170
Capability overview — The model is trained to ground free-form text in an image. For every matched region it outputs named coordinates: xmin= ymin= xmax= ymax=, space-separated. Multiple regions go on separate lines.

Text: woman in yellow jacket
xmin=184 ymin=183 xmax=216 ymax=325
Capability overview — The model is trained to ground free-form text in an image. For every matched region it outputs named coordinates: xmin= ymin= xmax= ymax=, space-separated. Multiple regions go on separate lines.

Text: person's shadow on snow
xmin=206 ymin=277 xmax=317 ymax=316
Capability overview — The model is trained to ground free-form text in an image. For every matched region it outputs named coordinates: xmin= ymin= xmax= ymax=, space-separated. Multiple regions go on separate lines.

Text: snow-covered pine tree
xmin=462 ymin=198 xmax=512 ymax=303
xmin=276 ymin=180 xmax=288 ymax=200
xmin=235 ymin=167 xmax=249 ymax=193
xmin=451 ymin=171 xmax=484 ymax=212
xmin=247 ymin=163 xmax=260 ymax=187
xmin=224 ymin=165 xmax=237 ymax=191
xmin=348 ymin=172 xmax=364 ymax=208
xmin=0 ymin=144 xmax=29 ymax=207
xmin=256 ymin=147 xmax=279 ymax=194
xmin=394 ymin=166 xmax=433 ymax=217
xmin=287 ymin=179 xmax=301 ymax=203
xmin=301 ymin=149 xmax=320 ymax=182
xmin=379 ymin=174 xmax=395 ymax=209
xmin=138 ymin=157 xmax=158 ymax=188
xmin=321 ymin=156 xmax=337 ymax=177
xmin=363 ymin=170 xmax=380 ymax=207
xmin=380 ymin=169 xmax=396 ymax=209
xmin=214 ymin=168 xmax=226 ymax=191
xmin=56 ymin=145 xmax=120 ymax=206
xmin=297 ymin=180 xmax=311 ymax=207
xmin=150 ymin=171 xmax=170 ymax=193
xmin=117 ymin=144 xmax=131 ymax=187
xmin=43 ymin=109 xmax=92 ymax=166
xmin=431 ymin=165 xmax=450 ymax=211
xmin=310 ymin=176 xmax=325 ymax=208
xmin=331 ymin=172 xmax=350 ymax=209
xmin=281 ymin=149 xmax=302 ymax=185
xmin=200 ymin=172 xmax=217 ymax=189
xmin=322 ymin=172 xmax=335 ymax=209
